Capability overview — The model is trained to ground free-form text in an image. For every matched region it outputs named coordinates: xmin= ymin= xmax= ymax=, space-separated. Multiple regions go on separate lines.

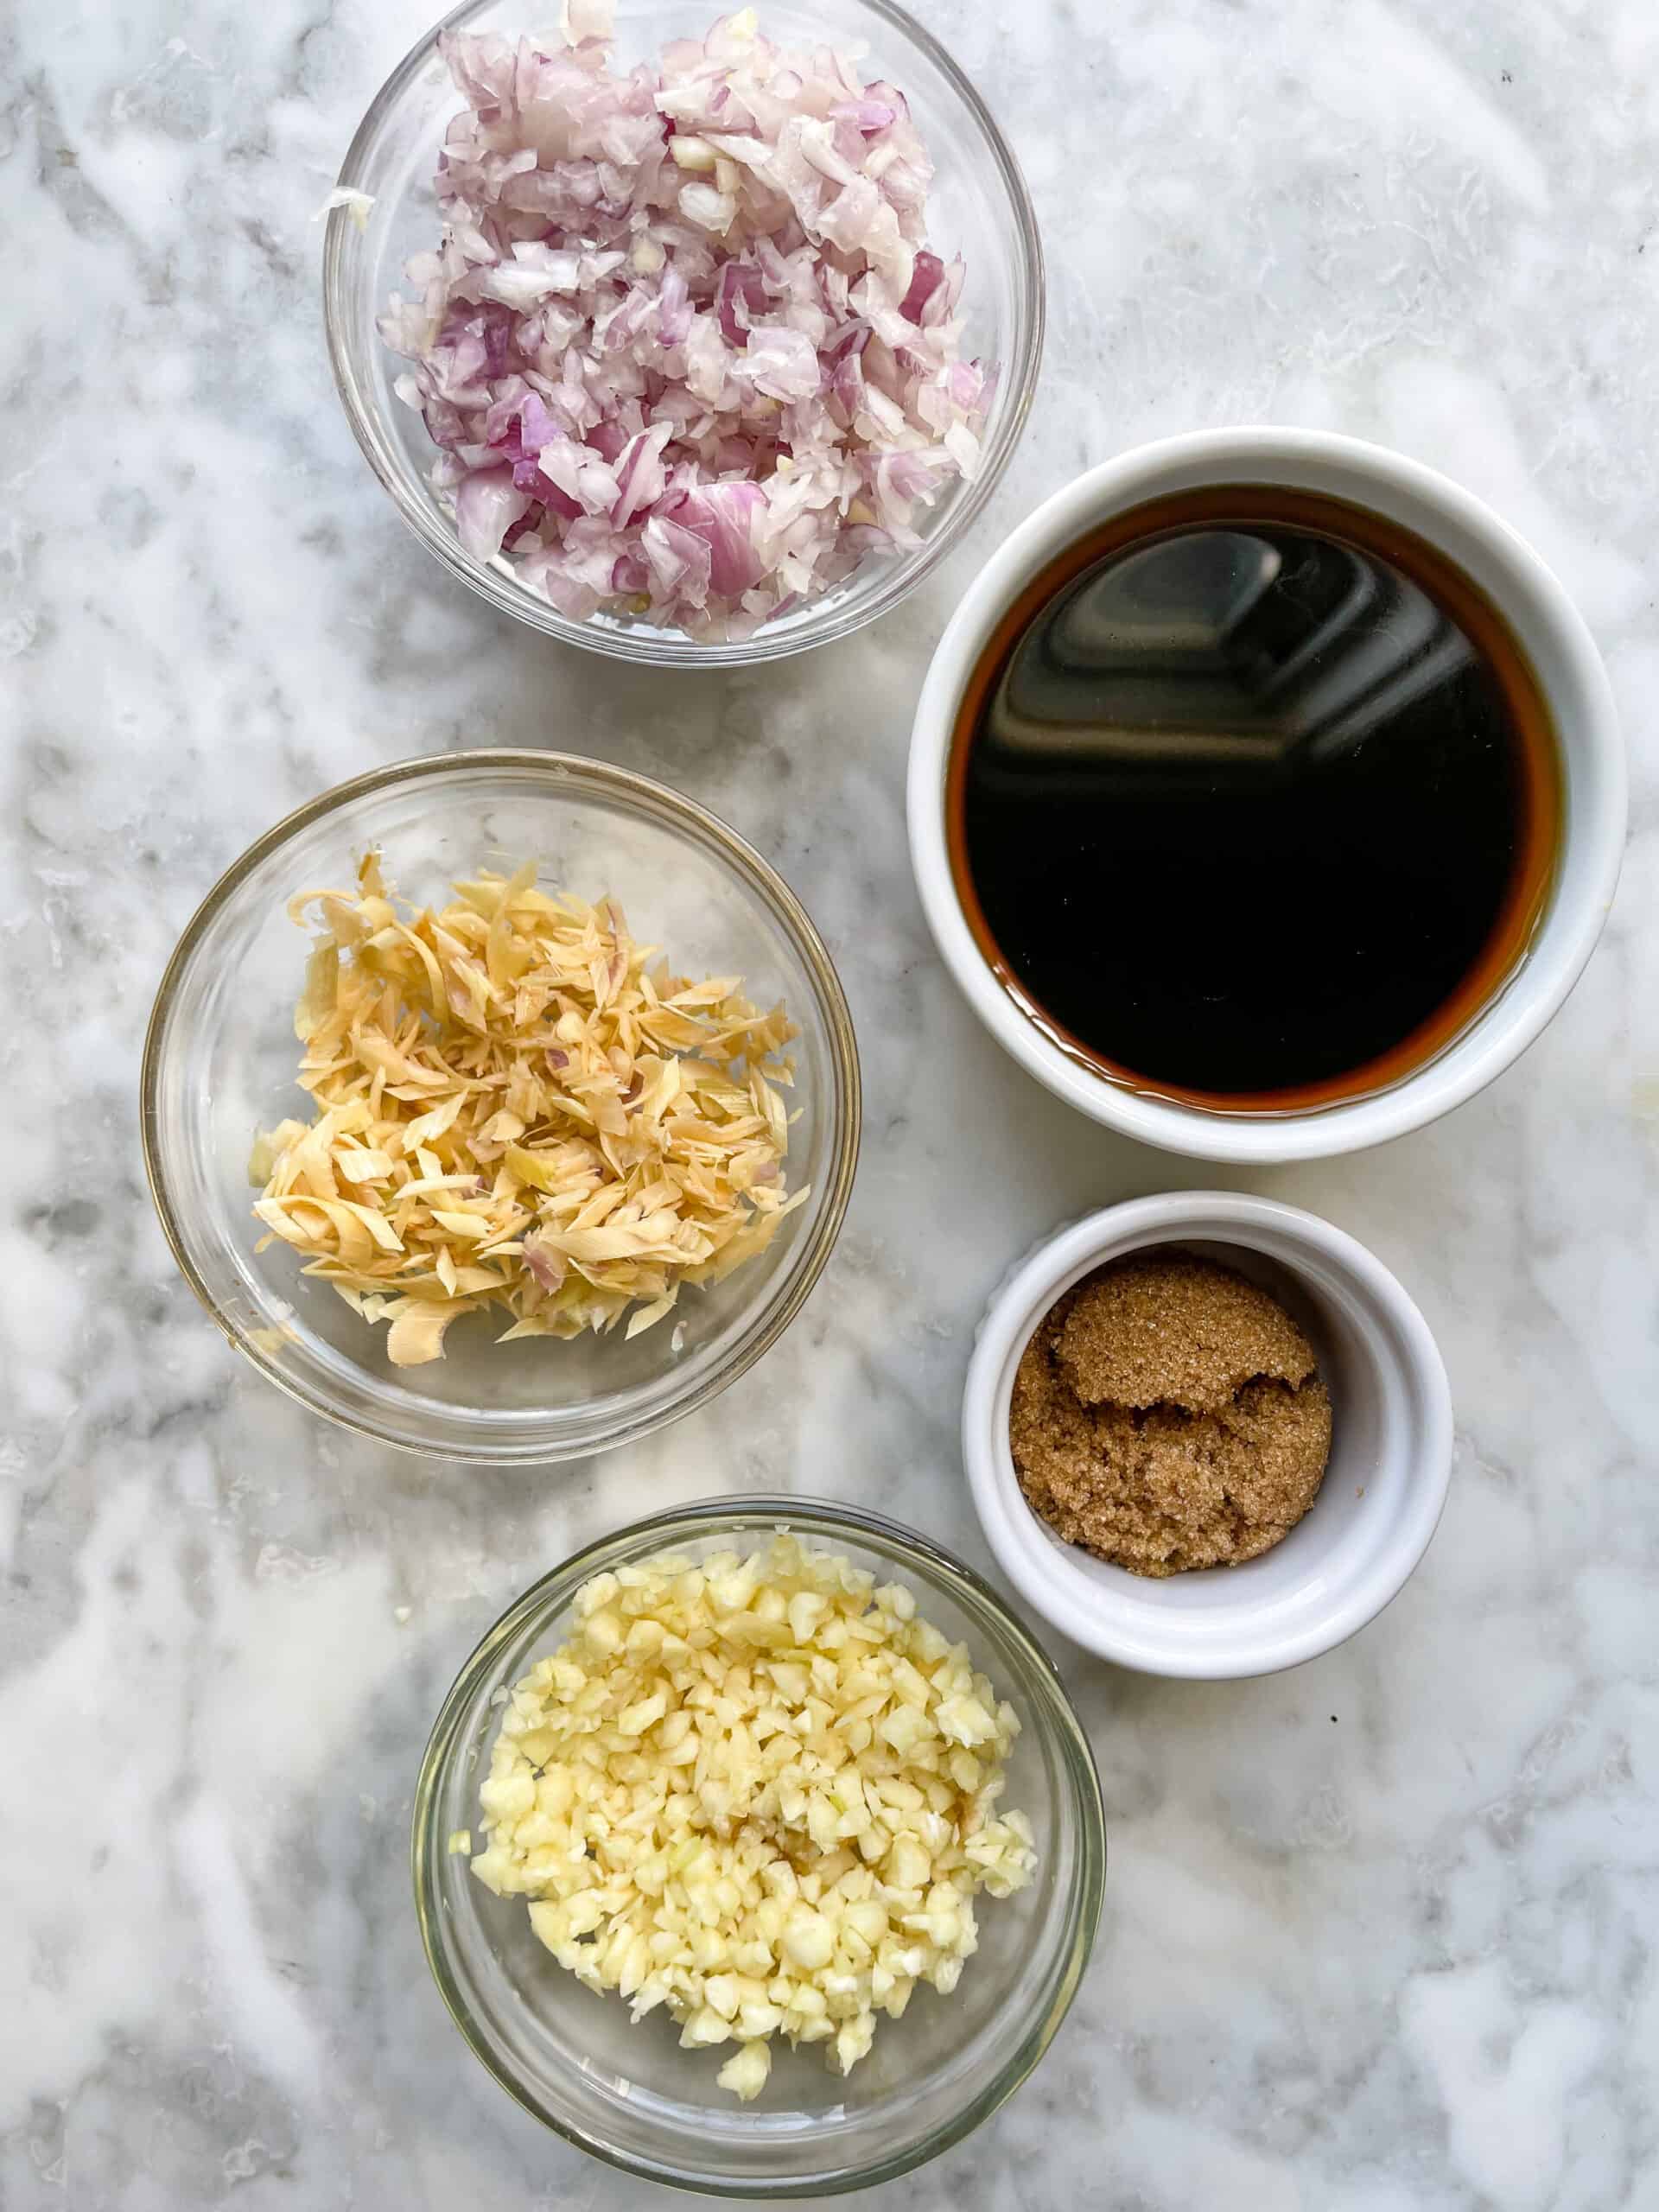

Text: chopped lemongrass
xmin=251 ymin=853 xmax=804 ymax=1363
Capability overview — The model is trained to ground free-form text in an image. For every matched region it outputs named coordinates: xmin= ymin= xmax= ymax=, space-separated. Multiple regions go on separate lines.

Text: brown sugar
xmin=1010 ymin=1251 xmax=1332 ymax=1577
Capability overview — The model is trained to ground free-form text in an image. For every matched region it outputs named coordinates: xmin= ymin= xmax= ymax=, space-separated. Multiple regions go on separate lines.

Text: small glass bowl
xmin=141 ymin=753 xmax=860 ymax=1463
xmin=414 ymin=1497 xmax=1105 ymax=2196
xmin=321 ymin=0 xmax=1045 ymax=665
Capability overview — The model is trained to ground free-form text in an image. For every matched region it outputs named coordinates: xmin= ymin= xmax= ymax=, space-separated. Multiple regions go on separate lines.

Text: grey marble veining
xmin=4 ymin=0 xmax=1658 ymax=2205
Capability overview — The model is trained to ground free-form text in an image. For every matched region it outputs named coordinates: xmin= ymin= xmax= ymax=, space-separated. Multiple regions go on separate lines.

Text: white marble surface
xmin=4 ymin=0 xmax=1658 ymax=2204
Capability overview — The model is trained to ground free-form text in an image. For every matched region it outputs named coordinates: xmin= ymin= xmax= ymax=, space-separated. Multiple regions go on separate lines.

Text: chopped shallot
xmin=379 ymin=3 xmax=992 ymax=640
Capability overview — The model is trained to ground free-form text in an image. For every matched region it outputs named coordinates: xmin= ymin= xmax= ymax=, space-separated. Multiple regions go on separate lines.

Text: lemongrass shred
xmin=251 ymin=852 xmax=805 ymax=1363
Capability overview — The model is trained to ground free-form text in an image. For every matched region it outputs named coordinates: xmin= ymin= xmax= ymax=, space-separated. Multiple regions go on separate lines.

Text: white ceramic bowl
xmin=963 ymin=1192 xmax=1453 ymax=1678
xmin=907 ymin=428 xmax=1626 ymax=1165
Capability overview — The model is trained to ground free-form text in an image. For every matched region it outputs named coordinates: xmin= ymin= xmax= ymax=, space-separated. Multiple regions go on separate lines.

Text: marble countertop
xmin=6 ymin=0 xmax=1657 ymax=2204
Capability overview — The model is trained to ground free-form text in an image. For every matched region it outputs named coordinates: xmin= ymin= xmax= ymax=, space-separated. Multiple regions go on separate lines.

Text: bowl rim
xmin=321 ymin=0 xmax=1046 ymax=666
xmin=139 ymin=749 xmax=861 ymax=1463
xmin=963 ymin=1193 xmax=1456 ymax=1678
xmin=411 ymin=1491 xmax=1107 ymax=2196
xmin=906 ymin=425 xmax=1628 ymax=1163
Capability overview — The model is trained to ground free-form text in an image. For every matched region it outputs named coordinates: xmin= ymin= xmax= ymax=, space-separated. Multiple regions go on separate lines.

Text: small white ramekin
xmin=908 ymin=428 xmax=1626 ymax=1165
xmin=964 ymin=1192 xmax=1453 ymax=1678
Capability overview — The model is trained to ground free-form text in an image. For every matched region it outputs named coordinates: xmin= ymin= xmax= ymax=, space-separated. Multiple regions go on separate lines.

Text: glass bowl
xmin=141 ymin=752 xmax=860 ymax=1463
xmin=321 ymin=0 xmax=1045 ymax=665
xmin=413 ymin=1497 xmax=1105 ymax=2196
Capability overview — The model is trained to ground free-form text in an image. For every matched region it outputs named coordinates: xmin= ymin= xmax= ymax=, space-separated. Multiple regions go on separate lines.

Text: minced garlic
xmin=470 ymin=1533 xmax=1038 ymax=2100
xmin=251 ymin=854 xmax=805 ymax=1363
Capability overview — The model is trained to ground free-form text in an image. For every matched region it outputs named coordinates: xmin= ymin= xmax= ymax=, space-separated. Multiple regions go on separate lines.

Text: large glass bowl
xmin=141 ymin=753 xmax=860 ymax=1462
xmin=413 ymin=1497 xmax=1105 ymax=2195
xmin=321 ymin=0 xmax=1045 ymax=665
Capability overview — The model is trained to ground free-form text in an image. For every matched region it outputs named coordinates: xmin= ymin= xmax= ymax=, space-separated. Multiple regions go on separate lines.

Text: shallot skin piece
xmin=380 ymin=3 xmax=993 ymax=642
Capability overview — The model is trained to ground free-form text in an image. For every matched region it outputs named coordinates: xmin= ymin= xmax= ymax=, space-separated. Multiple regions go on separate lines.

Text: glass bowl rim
xmin=321 ymin=0 xmax=1047 ymax=668
xmin=139 ymin=750 xmax=862 ymax=1463
xmin=411 ymin=1492 xmax=1106 ymax=2196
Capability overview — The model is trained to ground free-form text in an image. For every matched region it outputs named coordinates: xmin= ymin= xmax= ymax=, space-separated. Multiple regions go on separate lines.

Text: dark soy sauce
xmin=949 ymin=486 xmax=1560 ymax=1109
